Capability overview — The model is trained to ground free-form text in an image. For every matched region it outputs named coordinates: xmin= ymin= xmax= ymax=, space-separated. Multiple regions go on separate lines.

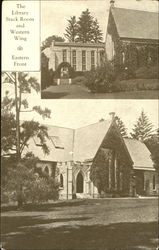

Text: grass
xmin=1 ymin=198 xmax=158 ymax=250
xmin=41 ymin=80 xmax=159 ymax=99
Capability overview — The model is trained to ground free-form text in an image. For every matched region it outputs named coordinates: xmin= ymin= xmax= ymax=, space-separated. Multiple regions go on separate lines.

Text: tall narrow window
xmin=82 ymin=50 xmax=86 ymax=71
xmin=100 ymin=50 xmax=104 ymax=65
xmin=63 ymin=49 xmax=67 ymax=62
xmin=60 ymin=174 xmax=64 ymax=188
xmin=153 ymin=175 xmax=156 ymax=190
xmin=91 ymin=51 xmax=95 ymax=69
xmin=72 ymin=50 xmax=76 ymax=70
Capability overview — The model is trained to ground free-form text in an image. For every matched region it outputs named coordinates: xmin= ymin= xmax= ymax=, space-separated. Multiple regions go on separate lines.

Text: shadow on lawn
xmin=41 ymin=91 xmax=69 ymax=99
xmin=2 ymin=199 xmax=89 ymax=212
xmin=1 ymin=213 xmax=158 ymax=250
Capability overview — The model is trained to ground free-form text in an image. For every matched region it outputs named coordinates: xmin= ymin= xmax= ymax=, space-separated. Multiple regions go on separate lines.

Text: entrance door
xmin=76 ymin=172 xmax=84 ymax=193
xmin=61 ymin=67 xmax=69 ymax=79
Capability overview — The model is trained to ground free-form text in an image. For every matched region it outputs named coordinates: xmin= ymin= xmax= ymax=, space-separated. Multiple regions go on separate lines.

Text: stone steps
xmin=76 ymin=193 xmax=92 ymax=199
xmin=60 ymin=79 xmax=69 ymax=85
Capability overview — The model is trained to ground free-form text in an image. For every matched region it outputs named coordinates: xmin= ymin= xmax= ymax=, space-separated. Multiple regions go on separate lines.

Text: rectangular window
xmin=100 ymin=50 xmax=104 ymax=65
xmin=153 ymin=175 xmax=156 ymax=190
xmin=33 ymin=136 xmax=43 ymax=146
xmin=91 ymin=51 xmax=95 ymax=69
xmin=63 ymin=49 xmax=67 ymax=62
xmin=50 ymin=136 xmax=64 ymax=149
xmin=72 ymin=50 xmax=76 ymax=71
xmin=82 ymin=50 xmax=86 ymax=71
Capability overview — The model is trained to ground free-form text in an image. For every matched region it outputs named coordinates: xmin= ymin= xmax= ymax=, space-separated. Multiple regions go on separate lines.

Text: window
xmin=100 ymin=50 xmax=104 ymax=65
xmin=153 ymin=175 xmax=156 ymax=190
xmin=60 ymin=174 xmax=64 ymax=187
xmin=50 ymin=136 xmax=64 ymax=149
xmin=33 ymin=136 xmax=43 ymax=146
xmin=82 ymin=50 xmax=86 ymax=71
xmin=63 ymin=49 xmax=67 ymax=62
xmin=44 ymin=166 xmax=49 ymax=175
xmin=72 ymin=50 xmax=76 ymax=70
xmin=91 ymin=51 xmax=95 ymax=69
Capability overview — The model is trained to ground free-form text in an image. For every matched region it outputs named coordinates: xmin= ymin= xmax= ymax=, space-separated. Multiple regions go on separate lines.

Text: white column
xmin=57 ymin=79 xmax=60 ymax=85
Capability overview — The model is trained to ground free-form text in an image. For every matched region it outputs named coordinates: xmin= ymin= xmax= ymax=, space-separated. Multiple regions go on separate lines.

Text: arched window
xmin=153 ymin=175 xmax=156 ymax=190
xmin=60 ymin=174 xmax=64 ymax=188
xmin=76 ymin=172 xmax=84 ymax=193
xmin=44 ymin=166 xmax=49 ymax=175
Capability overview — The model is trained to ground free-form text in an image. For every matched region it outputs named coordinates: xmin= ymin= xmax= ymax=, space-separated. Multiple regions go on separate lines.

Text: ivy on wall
xmin=114 ymin=41 xmax=159 ymax=79
xmin=90 ymin=125 xmax=132 ymax=196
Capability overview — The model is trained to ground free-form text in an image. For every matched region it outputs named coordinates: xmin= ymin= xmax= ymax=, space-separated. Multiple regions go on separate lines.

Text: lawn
xmin=1 ymin=198 xmax=158 ymax=250
xmin=41 ymin=79 xmax=159 ymax=99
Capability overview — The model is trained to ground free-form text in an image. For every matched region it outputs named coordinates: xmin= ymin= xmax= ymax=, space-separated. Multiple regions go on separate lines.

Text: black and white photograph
xmin=1 ymin=0 xmax=159 ymax=250
xmin=41 ymin=0 xmax=159 ymax=99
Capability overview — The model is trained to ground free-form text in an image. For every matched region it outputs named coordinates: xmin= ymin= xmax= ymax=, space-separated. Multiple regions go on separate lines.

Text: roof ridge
xmin=112 ymin=7 xmax=158 ymax=14
xmin=75 ymin=119 xmax=112 ymax=130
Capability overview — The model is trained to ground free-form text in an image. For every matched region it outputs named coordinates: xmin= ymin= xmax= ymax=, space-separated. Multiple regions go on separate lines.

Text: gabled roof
xmin=24 ymin=120 xmax=154 ymax=171
xmin=74 ymin=120 xmax=112 ymax=162
xmin=110 ymin=7 xmax=159 ymax=41
xmin=124 ymin=138 xmax=155 ymax=170
xmin=24 ymin=125 xmax=74 ymax=162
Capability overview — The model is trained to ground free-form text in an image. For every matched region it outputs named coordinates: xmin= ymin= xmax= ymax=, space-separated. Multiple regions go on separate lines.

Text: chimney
xmin=110 ymin=0 xmax=115 ymax=8
xmin=109 ymin=112 xmax=115 ymax=120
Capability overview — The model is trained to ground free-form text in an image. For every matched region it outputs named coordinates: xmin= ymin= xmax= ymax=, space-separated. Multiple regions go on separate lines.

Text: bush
xmin=72 ymin=76 xmax=87 ymax=85
xmin=2 ymin=163 xmax=60 ymax=206
xmin=135 ymin=65 xmax=159 ymax=79
xmin=84 ymin=62 xmax=116 ymax=93
xmin=73 ymin=71 xmax=85 ymax=78
xmin=112 ymin=79 xmax=159 ymax=92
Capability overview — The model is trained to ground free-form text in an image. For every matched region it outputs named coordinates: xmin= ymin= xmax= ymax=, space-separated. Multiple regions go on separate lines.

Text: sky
xmin=41 ymin=0 xmax=158 ymax=42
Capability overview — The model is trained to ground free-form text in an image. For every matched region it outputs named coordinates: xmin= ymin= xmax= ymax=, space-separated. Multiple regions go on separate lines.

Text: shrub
xmin=2 ymin=162 xmax=60 ymax=206
xmin=73 ymin=71 xmax=85 ymax=78
xmin=84 ymin=61 xmax=116 ymax=93
xmin=135 ymin=65 xmax=159 ymax=79
xmin=72 ymin=76 xmax=87 ymax=85
xmin=112 ymin=79 xmax=159 ymax=92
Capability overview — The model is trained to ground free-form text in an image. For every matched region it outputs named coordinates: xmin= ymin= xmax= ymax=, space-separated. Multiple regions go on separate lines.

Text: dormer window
xmin=33 ymin=136 xmax=43 ymax=146
xmin=50 ymin=136 xmax=64 ymax=149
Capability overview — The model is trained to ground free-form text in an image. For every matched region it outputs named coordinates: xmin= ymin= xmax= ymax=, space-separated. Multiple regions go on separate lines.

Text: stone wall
xmin=144 ymin=171 xmax=158 ymax=196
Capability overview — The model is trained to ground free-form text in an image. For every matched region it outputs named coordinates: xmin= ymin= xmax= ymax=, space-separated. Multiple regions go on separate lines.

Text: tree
xmin=41 ymin=35 xmax=65 ymax=51
xmin=2 ymin=72 xmax=51 ymax=160
xmin=91 ymin=18 xmax=103 ymax=43
xmin=76 ymin=9 xmax=103 ymax=43
xmin=84 ymin=60 xmax=115 ymax=93
xmin=77 ymin=9 xmax=94 ymax=43
xmin=144 ymin=129 xmax=159 ymax=171
xmin=1 ymin=155 xmax=59 ymax=205
xmin=115 ymin=116 xmax=127 ymax=137
xmin=130 ymin=110 xmax=154 ymax=141
xmin=2 ymin=72 xmax=53 ymax=207
xmin=64 ymin=16 xmax=78 ymax=42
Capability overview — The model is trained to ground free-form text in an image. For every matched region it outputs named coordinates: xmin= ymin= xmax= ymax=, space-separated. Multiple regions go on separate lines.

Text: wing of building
xmin=105 ymin=6 xmax=159 ymax=68
xmin=24 ymin=117 xmax=158 ymax=199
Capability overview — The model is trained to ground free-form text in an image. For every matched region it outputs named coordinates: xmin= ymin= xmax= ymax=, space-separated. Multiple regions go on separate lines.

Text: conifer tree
xmin=130 ymin=110 xmax=153 ymax=141
xmin=64 ymin=16 xmax=78 ymax=42
xmin=76 ymin=9 xmax=94 ymax=43
xmin=91 ymin=18 xmax=103 ymax=43
xmin=115 ymin=116 xmax=127 ymax=137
